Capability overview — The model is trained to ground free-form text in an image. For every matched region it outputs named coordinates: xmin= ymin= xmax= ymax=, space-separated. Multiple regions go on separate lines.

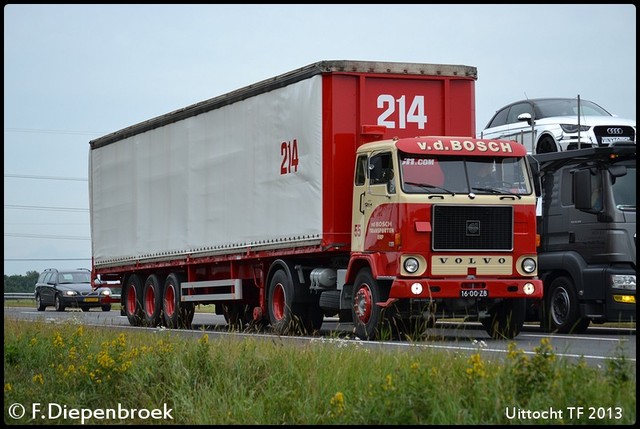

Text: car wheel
xmin=35 ymin=294 xmax=46 ymax=311
xmin=102 ymin=304 xmax=112 ymax=312
xmin=536 ymin=136 xmax=557 ymax=154
xmin=80 ymin=306 xmax=90 ymax=312
xmin=54 ymin=294 xmax=66 ymax=312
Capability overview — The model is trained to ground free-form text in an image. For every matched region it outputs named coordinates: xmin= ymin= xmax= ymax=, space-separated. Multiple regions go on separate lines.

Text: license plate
xmin=459 ymin=289 xmax=488 ymax=298
xmin=602 ymin=136 xmax=629 ymax=144
xmin=84 ymin=297 xmax=99 ymax=302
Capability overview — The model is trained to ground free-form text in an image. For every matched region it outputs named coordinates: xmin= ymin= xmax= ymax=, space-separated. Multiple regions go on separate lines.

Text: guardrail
xmin=4 ymin=293 xmax=120 ymax=301
xmin=4 ymin=293 xmax=35 ymax=300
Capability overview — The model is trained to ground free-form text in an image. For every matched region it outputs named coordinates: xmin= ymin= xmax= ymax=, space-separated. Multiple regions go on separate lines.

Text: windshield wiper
xmin=404 ymin=181 xmax=455 ymax=196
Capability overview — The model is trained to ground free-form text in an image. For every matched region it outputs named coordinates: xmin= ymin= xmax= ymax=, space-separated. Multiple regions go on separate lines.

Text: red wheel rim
xmin=272 ymin=283 xmax=286 ymax=321
xmin=354 ymin=285 xmax=372 ymax=324
xmin=164 ymin=284 xmax=175 ymax=318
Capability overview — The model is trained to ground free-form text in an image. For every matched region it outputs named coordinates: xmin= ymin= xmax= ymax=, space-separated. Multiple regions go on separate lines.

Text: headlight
xmin=100 ymin=288 xmax=112 ymax=296
xmin=560 ymin=124 xmax=590 ymax=133
xmin=521 ymin=258 xmax=537 ymax=274
xmin=611 ymin=274 xmax=636 ymax=291
xmin=404 ymin=257 xmax=420 ymax=274
xmin=64 ymin=290 xmax=78 ymax=296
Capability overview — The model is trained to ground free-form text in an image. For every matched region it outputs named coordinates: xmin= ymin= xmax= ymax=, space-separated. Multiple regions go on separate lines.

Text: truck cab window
xmin=355 ymin=155 xmax=367 ymax=186
xmin=369 ymin=153 xmax=393 ymax=185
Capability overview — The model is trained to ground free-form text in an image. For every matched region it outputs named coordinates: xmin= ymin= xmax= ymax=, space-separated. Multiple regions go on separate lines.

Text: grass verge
xmin=3 ymin=317 xmax=636 ymax=425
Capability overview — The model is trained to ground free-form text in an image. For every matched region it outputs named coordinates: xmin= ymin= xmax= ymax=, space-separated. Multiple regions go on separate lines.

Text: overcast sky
xmin=4 ymin=4 xmax=636 ymax=276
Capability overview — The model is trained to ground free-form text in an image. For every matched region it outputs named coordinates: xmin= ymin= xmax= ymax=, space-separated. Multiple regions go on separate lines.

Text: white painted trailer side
xmin=90 ymin=76 xmax=323 ymax=267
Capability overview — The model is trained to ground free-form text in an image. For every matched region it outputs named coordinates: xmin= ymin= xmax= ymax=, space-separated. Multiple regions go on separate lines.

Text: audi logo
xmin=606 ymin=127 xmax=624 ymax=135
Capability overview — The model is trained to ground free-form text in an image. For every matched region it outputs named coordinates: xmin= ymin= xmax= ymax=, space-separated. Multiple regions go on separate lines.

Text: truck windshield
xmin=612 ymin=165 xmax=636 ymax=210
xmin=399 ymin=154 xmax=532 ymax=195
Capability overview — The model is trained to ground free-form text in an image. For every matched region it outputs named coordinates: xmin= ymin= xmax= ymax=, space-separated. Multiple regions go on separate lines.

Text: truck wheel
xmin=268 ymin=269 xmax=298 ymax=335
xmin=35 ymin=294 xmax=46 ymax=311
xmin=143 ymin=274 xmax=164 ymax=327
xmin=54 ymin=294 xmax=66 ymax=312
xmin=481 ymin=298 xmax=526 ymax=339
xmin=301 ymin=303 xmax=324 ymax=335
xmin=162 ymin=273 xmax=195 ymax=329
xmin=223 ymin=303 xmax=250 ymax=331
xmin=352 ymin=268 xmax=386 ymax=340
xmin=124 ymin=274 xmax=144 ymax=326
xmin=543 ymin=276 xmax=590 ymax=334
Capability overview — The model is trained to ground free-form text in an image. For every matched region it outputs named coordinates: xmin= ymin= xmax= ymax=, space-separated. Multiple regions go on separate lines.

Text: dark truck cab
xmin=528 ymin=142 xmax=636 ymax=333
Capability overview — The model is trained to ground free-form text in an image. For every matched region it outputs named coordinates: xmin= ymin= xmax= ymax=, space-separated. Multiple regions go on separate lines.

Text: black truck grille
xmin=432 ymin=205 xmax=513 ymax=251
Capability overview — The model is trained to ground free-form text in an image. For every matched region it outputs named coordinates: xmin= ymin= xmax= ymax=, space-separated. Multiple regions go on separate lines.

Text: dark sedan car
xmin=34 ymin=268 xmax=112 ymax=312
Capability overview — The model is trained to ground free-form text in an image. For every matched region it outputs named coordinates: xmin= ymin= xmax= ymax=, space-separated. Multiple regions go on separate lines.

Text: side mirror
xmin=573 ymin=169 xmax=596 ymax=211
xmin=517 ymin=113 xmax=532 ymax=126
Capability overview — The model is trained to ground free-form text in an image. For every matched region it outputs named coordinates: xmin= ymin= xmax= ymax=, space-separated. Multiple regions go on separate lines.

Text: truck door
xmin=351 ymin=151 xmax=398 ymax=252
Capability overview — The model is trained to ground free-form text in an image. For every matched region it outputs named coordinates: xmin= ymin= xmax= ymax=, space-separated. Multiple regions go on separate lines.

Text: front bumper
xmin=389 ymin=278 xmax=543 ymax=299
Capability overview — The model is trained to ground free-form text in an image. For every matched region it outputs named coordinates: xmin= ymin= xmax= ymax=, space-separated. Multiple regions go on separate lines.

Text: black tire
xmin=268 ymin=269 xmax=298 ymax=335
xmin=536 ymin=135 xmax=557 ymax=154
xmin=162 ymin=273 xmax=195 ymax=329
xmin=222 ymin=303 xmax=251 ymax=331
xmin=352 ymin=268 xmax=388 ymax=340
xmin=143 ymin=274 xmax=164 ymax=327
xmin=123 ymin=274 xmax=144 ymax=326
xmin=301 ymin=303 xmax=324 ymax=335
xmin=542 ymin=276 xmax=590 ymax=334
xmin=54 ymin=294 xmax=66 ymax=312
xmin=35 ymin=294 xmax=46 ymax=311
xmin=481 ymin=298 xmax=527 ymax=339
xmin=102 ymin=304 xmax=112 ymax=312
xmin=80 ymin=306 xmax=90 ymax=312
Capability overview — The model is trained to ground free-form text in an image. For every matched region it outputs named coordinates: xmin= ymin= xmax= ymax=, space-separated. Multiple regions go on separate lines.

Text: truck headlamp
xmin=404 ymin=257 xmax=420 ymax=274
xmin=521 ymin=258 xmax=537 ymax=274
xmin=611 ymin=274 xmax=636 ymax=291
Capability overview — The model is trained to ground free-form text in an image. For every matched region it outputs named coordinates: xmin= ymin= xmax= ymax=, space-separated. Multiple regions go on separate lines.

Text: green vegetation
xmin=4 ymin=317 xmax=635 ymax=425
xmin=4 ymin=271 xmax=39 ymax=293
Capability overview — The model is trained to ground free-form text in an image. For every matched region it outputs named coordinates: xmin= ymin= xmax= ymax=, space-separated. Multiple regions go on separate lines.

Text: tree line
xmin=4 ymin=271 xmax=40 ymax=293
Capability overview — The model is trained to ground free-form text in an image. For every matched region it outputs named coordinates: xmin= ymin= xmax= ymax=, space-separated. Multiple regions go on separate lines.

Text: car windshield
xmin=400 ymin=154 xmax=532 ymax=195
xmin=58 ymin=272 xmax=91 ymax=284
xmin=534 ymin=99 xmax=611 ymax=119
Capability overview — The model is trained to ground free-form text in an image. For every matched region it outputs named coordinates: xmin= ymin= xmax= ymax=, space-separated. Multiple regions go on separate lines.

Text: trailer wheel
xmin=162 ymin=273 xmax=195 ymax=329
xmin=481 ymin=298 xmax=526 ymax=339
xmin=222 ymin=303 xmax=251 ymax=331
xmin=543 ymin=276 xmax=590 ymax=334
xmin=352 ymin=268 xmax=388 ymax=340
xmin=268 ymin=269 xmax=297 ymax=335
xmin=301 ymin=303 xmax=324 ymax=335
xmin=124 ymin=274 xmax=144 ymax=326
xmin=143 ymin=274 xmax=164 ymax=327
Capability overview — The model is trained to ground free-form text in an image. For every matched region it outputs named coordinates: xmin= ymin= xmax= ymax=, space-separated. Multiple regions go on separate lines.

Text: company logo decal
xmin=416 ymin=140 xmax=514 ymax=153
xmin=466 ymin=220 xmax=480 ymax=236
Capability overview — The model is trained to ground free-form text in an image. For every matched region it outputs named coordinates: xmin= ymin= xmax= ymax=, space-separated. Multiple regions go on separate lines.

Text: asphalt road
xmin=4 ymin=306 xmax=636 ymax=370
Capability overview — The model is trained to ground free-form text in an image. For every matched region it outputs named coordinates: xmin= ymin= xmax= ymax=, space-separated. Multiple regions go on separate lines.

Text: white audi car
xmin=480 ymin=98 xmax=636 ymax=154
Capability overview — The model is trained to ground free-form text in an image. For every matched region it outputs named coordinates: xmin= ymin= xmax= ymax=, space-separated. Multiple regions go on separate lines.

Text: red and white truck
xmin=89 ymin=60 xmax=542 ymax=340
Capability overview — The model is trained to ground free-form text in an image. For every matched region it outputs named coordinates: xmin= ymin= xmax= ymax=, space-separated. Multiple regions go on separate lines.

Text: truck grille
xmin=432 ymin=205 xmax=513 ymax=251
xmin=593 ymin=126 xmax=635 ymax=145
